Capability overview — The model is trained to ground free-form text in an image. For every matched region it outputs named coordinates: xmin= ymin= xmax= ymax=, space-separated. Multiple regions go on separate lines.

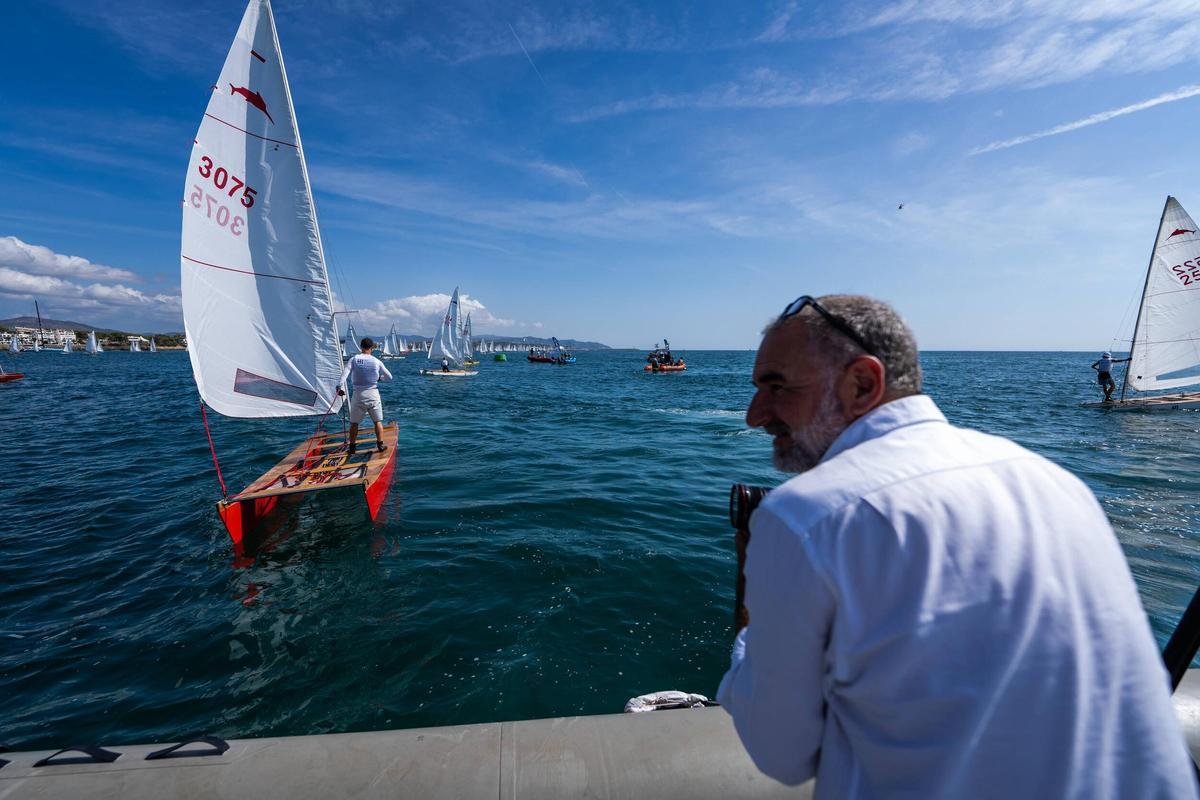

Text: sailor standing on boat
xmin=337 ymin=338 xmax=392 ymax=455
xmin=718 ymin=295 xmax=1196 ymax=797
xmin=1092 ymin=350 xmax=1130 ymax=402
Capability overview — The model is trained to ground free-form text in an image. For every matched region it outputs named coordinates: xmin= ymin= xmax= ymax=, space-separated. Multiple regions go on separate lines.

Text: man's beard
xmin=773 ymin=386 xmax=847 ymax=473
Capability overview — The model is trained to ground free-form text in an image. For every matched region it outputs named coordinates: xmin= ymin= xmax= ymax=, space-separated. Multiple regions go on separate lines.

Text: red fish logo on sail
xmin=1168 ymin=228 xmax=1196 ymax=239
xmin=229 ymin=84 xmax=274 ymax=123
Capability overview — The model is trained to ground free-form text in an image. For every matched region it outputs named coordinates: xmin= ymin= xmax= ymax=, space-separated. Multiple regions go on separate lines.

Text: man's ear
xmin=836 ymin=356 xmax=887 ymax=422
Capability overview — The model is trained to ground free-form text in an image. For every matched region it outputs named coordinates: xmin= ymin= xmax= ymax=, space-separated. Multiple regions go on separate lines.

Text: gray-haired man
xmin=718 ymin=294 xmax=1195 ymax=797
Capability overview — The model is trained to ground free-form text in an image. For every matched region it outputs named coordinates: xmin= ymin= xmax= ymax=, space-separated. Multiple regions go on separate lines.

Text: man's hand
xmin=336 ymin=387 xmax=346 ymax=396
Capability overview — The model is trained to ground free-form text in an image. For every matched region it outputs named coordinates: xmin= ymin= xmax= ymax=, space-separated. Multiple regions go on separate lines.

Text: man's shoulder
xmin=760 ymin=421 xmax=1058 ymax=534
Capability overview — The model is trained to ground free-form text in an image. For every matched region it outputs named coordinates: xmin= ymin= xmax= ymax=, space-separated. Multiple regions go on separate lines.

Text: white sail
xmin=7 ymin=336 xmax=18 ymax=354
xmin=33 ymin=338 xmax=41 ymax=352
xmin=398 ymin=336 xmax=407 ymax=351
xmin=1128 ymin=196 xmax=1200 ymax=392
xmin=150 ymin=338 xmax=158 ymax=353
xmin=463 ymin=314 xmax=475 ymax=358
xmin=130 ymin=340 xmax=141 ymax=353
xmin=86 ymin=331 xmax=99 ymax=355
xmin=181 ymin=0 xmax=342 ymax=419
xmin=62 ymin=338 xmax=71 ymax=354
xmin=345 ymin=320 xmax=358 ymax=355
xmin=428 ymin=287 xmax=463 ymax=364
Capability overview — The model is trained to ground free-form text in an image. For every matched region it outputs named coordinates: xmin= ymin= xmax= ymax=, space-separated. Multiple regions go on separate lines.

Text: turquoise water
xmin=1 ymin=350 xmax=1198 ymax=749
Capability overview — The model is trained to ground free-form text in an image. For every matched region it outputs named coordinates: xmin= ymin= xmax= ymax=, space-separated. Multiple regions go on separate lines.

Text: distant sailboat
xmin=131 ymin=339 xmax=142 ymax=353
xmin=86 ymin=331 xmax=101 ymax=355
xmin=0 ymin=359 xmax=23 ymax=383
xmin=32 ymin=338 xmax=41 ymax=352
xmin=345 ymin=320 xmax=359 ymax=355
xmin=181 ymin=0 xmax=398 ymax=547
xmin=1084 ymin=196 xmax=1200 ymax=410
xmin=62 ymin=338 xmax=71 ymax=354
xmin=149 ymin=338 xmax=158 ymax=353
xmin=462 ymin=313 xmax=479 ymax=365
xmin=8 ymin=336 xmax=19 ymax=354
xmin=420 ymin=287 xmax=477 ymax=376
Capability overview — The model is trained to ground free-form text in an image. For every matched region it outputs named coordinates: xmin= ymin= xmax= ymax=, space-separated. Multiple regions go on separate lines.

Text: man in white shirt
xmin=337 ymin=337 xmax=392 ymax=455
xmin=1091 ymin=350 xmax=1130 ymax=402
xmin=717 ymin=294 xmax=1197 ymax=798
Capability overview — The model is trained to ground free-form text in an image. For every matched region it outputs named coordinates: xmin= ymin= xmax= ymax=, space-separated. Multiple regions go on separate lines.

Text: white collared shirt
xmin=717 ymin=395 xmax=1196 ymax=799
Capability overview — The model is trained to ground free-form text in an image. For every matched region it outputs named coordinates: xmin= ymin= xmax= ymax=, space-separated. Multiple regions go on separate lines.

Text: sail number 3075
xmin=197 ymin=157 xmax=257 ymax=207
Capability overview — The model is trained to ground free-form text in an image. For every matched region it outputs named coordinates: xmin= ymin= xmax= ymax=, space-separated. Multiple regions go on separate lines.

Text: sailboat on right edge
xmin=1084 ymin=196 xmax=1200 ymax=410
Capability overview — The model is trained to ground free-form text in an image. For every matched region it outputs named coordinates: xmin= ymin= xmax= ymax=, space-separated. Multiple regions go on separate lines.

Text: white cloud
xmin=338 ymin=291 xmax=520 ymax=335
xmin=0 ymin=236 xmax=138 ymax=281
xmin=0 ymin=266 xmax=180 ymax=313
xmin=0 ymin=236 xmax=179 ymax=323
xmin=971 ymin=84 xmax=1200 ymax=155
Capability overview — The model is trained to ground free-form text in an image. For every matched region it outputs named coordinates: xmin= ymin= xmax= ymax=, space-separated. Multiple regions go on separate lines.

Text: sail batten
xmin=1126 ymin=196 xmax=1200 ymax=393
xmin=181 ymin=0 xmax=341 ymax=419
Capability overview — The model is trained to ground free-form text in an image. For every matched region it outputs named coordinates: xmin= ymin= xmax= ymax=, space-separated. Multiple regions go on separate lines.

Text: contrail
xmin=508 ymin=23 xmax=549 ymax=90
xmin=971 ymin=84 xmax=1200 ymax=156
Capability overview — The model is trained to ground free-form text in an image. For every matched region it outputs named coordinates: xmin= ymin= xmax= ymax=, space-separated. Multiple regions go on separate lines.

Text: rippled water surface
xmin=2 ymin=350 xmax=1199 ymax=748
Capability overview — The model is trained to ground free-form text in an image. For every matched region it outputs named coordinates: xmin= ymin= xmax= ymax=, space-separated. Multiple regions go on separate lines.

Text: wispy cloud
xmin=569 ymin=68 xmax=851 ymax=122
xmin=971 ymin=84 xmax=1200 ymax=155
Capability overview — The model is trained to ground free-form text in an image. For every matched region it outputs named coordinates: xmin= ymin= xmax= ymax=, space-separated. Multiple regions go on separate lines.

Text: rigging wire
xmin=199 ymin=400 xmax=229 ymax=498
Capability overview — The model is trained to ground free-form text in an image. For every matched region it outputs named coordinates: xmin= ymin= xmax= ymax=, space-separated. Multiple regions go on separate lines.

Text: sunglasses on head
xmin=778 ymin=295 xmax=879 ymax=359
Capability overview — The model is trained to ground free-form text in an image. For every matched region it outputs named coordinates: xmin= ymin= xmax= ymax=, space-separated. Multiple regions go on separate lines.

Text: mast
xmin=1120 ymin=196 xmax=1171 ymax=401
xmin=34 ymin=301 xmax=45 ymax=348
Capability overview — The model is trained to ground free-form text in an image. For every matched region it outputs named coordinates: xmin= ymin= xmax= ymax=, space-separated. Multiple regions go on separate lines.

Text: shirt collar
xmin=819 ymin=394 xmax=947 ymax=465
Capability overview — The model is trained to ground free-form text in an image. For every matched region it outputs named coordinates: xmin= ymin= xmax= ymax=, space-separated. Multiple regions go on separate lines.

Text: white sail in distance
xmin=181 ymin=0 xmax=342 ymax=419
xmin=7 ymin=336 xmax=17 ymax=354
xmin=86 ymin=331 xmax=99 ymax=355
xmin=381 ymin=325 xmax=395 ymax=356
xmin=1128 ymin=196 xmax=1200 ymax=392
xmin=428 ymin=287 xmax=463 ymax=364
xmin=62 ymin=338 xmax=71 ymax=354
xmin=150 ymin=338 xmax=158 ymax=353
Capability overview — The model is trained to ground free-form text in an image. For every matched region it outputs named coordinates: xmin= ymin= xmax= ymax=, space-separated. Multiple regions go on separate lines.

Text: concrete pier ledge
xmin=7 ymin=670 xmax=1200 ymax=799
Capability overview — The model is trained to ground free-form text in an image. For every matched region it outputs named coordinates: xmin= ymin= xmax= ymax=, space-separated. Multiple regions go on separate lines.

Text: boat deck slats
xmin=227 ymin=423 xmax=398 ymax=504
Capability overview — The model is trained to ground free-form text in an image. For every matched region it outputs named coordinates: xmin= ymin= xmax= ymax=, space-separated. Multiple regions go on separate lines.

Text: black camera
xmin=729 ymin=483 xmax=771 ymax=530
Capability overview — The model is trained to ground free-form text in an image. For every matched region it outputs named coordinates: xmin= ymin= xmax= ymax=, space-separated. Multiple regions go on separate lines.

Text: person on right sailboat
xmin=336 ymin=338 xmax=392 ymax=455
xmin=1091 ymin=350 xmax=1130 ymax=402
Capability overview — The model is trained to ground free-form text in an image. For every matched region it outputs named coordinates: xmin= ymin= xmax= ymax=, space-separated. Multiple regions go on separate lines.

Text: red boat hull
xmin=0 ymin=374 xmax=24 ymax=382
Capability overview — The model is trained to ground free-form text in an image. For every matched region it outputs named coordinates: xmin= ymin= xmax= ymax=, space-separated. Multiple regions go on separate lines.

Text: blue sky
xmin=2 ymin=0 xmax=1199 ymax=349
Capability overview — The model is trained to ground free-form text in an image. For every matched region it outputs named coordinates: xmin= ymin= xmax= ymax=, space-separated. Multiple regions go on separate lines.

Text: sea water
xmin=1 ymin=350 xmax=1198 ymax=748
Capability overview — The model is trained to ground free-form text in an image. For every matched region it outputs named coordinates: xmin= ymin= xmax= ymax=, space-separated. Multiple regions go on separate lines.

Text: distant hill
xmin=1 ymin=316 xmax=121 ymax=333
xmin=0 ymin=316 xmax=180 ymax=336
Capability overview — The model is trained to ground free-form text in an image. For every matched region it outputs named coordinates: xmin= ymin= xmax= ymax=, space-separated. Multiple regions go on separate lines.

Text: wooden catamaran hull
xmin=217 ymin=423 xmax=399 ymax=547
xmin=1081 ymin=392 xmax=1200 ymax=411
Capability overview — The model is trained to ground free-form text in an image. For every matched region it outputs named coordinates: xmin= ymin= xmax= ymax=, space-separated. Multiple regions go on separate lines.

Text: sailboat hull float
xmin=1081 ymin=393 xmax=1200 ymax=411
xmin=217 ymin=424 xmax=398 ymax=546
xmin=1085 ymin=196 xmax=1200 ymax=411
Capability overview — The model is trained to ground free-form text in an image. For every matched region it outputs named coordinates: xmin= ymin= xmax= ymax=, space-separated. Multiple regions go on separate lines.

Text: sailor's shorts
xmin=349 ymin=387 xmax=383 ymax=424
